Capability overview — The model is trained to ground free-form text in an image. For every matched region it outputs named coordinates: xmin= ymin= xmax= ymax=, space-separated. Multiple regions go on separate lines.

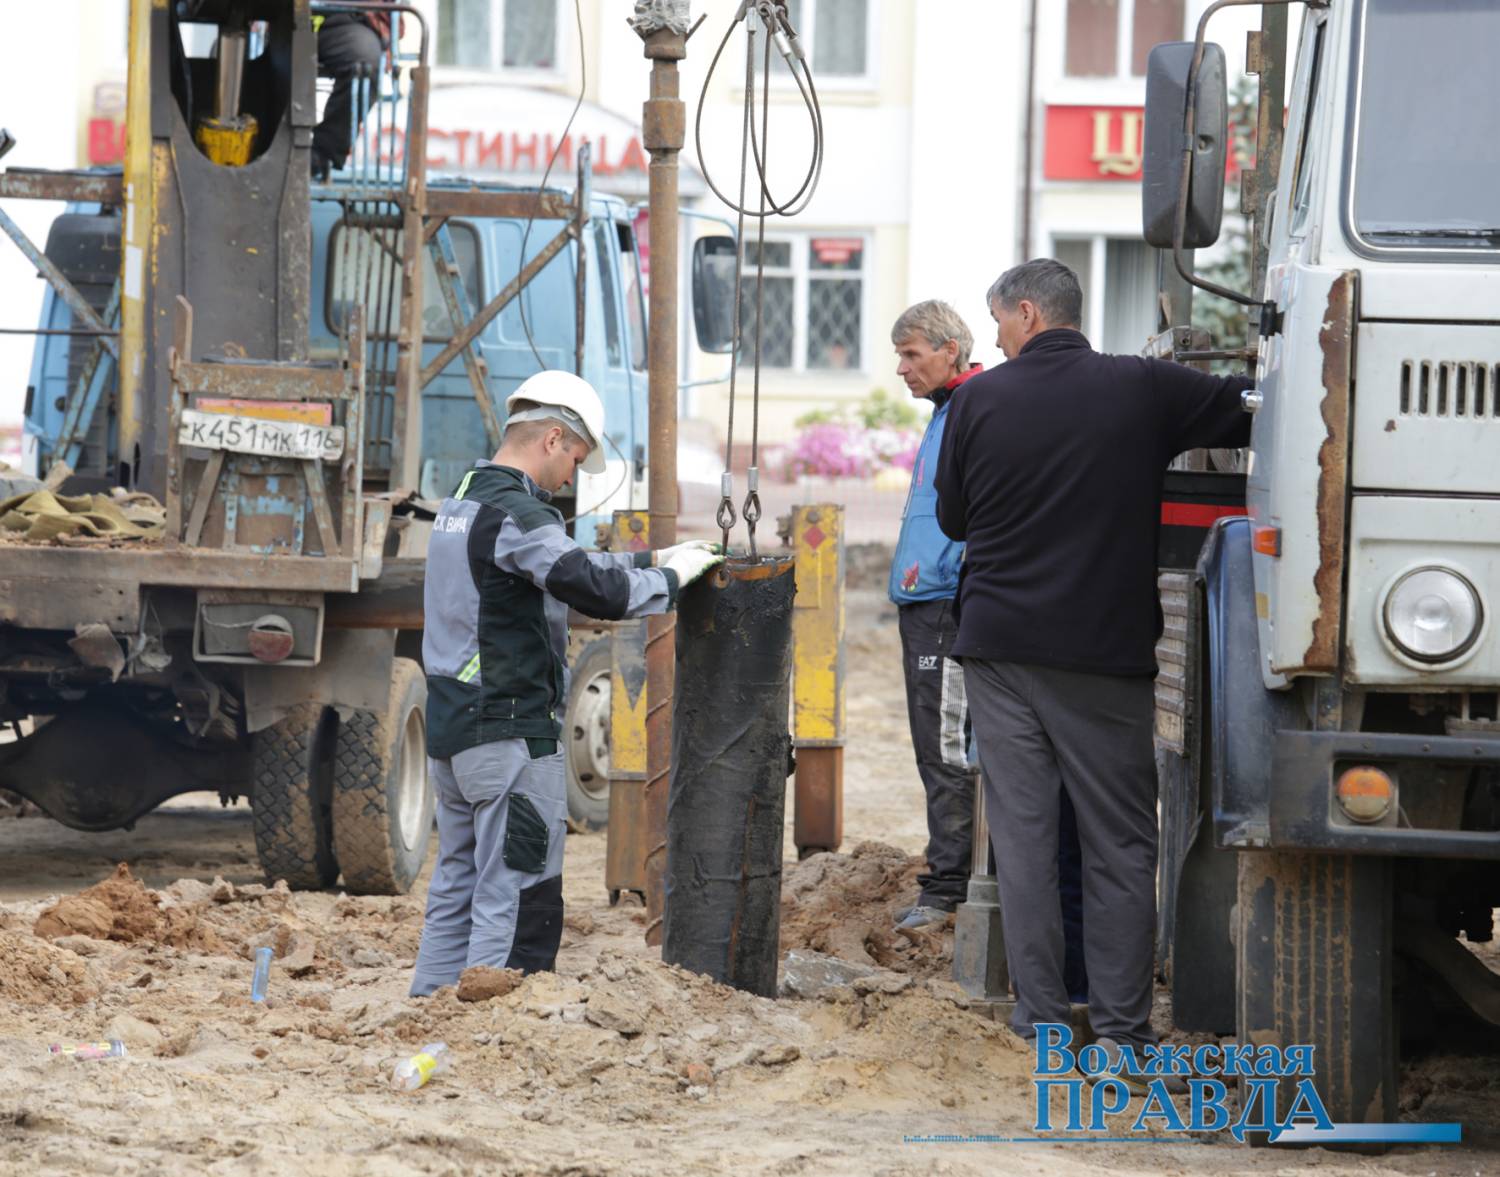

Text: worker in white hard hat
xmin=410 ymin=370 xmax=722 ymax=994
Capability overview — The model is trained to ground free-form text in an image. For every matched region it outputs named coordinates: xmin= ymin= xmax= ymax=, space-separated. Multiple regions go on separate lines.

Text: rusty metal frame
xmin=0 ymin=169 xmax=124 ymax=205
xmin=165 ymin=296 xmax=366 ymax=564
xmin=427 ymin=224 xmax=502 ymax=450
xmin=418 ymin=221 xmax=577 ymax=390
xmin=0 ymin=203 xmax=119 ymax=360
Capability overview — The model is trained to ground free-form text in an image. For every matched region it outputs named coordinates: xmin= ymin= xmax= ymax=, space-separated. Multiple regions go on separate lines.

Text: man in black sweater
xmin=935 ymin=258 xmax=1252 ymax=1054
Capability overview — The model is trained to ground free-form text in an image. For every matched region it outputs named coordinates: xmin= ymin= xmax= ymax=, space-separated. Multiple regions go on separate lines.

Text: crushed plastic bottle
xmin=250 ymin=946 xmax=273 ymax=1003
xmin=391 ymin=1042 xmax=451 ymax=1092
xmin=49 ymin=1040 xmax=127 ymax=1061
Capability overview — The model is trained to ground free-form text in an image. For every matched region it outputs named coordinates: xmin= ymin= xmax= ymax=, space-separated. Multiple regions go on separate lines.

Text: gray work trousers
xmin=409 ymin=739 xmax=568 ymax=997
xmin=963 ymin=659 xmax=1158 ymax=1045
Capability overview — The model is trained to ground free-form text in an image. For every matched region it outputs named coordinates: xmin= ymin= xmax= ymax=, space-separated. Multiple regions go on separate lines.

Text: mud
xmin=0 ymin=590 xmax=1496 ymax=1175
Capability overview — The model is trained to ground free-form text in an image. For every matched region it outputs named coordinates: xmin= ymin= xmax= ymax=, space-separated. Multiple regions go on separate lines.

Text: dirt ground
xmin=1 ymin=589 xmax=1497 ymax=1175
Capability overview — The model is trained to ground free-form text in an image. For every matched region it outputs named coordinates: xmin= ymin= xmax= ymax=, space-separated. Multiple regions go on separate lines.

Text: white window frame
xmin=737 ymin=230 xmax=872 ymax=375
xmin=1047 ymin=230 xmax=1158 ymax=353
xmin=768 ymin=0 xmax=880 ymax=92
xmin=434 ymin=0 xmax=564 ymax=82
xmin=1063 ymin=0 xmax=1186 ymax=82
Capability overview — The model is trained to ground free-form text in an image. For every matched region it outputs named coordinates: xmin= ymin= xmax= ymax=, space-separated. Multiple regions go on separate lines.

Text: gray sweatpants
xmin=409 ymin=739 xmax=568 ymax=997
xmin=963 ymin=659 xmax=1158 ymax=1045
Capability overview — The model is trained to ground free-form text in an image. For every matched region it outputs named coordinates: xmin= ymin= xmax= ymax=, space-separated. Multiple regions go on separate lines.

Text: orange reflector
xmin=1252 ymin=526 xmax=1282 ymax=557
xmin=1336 ymin=765 xmax=1394 ymax=823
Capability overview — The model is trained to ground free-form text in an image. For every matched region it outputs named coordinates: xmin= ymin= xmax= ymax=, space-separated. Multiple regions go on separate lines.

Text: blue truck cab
xmin=309 ymin=180 xmax=653 ymax=535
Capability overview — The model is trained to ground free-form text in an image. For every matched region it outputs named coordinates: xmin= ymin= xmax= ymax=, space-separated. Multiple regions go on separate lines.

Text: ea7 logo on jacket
xmin=917 ymin=655 xmax=938 ymax=671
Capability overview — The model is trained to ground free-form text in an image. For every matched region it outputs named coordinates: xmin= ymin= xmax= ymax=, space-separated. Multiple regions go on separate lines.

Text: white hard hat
xmin=505 ymin=371 xmax=607 ymax=475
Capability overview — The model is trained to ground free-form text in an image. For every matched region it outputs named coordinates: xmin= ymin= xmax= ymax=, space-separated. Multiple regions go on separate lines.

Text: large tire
xmin=331 ymin=658 xmax=434 ymax=895
xmin=565 ymin=639 xmax=612 ymax=828
xmin=1236 ymin=850 xmax=1397 ymax=1137
xmin=250 ymin=703 xmax=339 ymax=889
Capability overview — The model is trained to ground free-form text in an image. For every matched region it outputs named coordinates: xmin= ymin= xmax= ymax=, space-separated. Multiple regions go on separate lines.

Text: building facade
xmin=4 ymin=0 xmax=1263 ymax=452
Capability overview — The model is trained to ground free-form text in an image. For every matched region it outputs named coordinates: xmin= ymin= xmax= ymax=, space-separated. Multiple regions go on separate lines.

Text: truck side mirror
xmin=1143 ymin=41 xmax=1228 ymax=251
xmin=691 ymin=235 xmax=737 ymax=355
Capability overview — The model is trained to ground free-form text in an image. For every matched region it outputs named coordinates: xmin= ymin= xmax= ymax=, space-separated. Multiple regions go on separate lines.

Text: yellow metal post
xmin=791 ymin=503 xmax=845 ymax=856
xmin=605 ymin=510 xmax=651 ymax=903
xmin=119 ymin=0 xmax=159 ymax=487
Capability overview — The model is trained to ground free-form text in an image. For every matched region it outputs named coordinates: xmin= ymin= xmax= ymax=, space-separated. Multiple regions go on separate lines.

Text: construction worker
xmin=311 ymin=9 xmax=390 ymax=180
xmin=409 ymin=371 xmax=722 ymax=996
xmin=886 ymin=300 xmax=983 ymax=933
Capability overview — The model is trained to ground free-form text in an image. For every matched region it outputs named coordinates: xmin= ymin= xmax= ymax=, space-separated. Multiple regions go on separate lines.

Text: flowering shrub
xmin=780 ymin=421 xmax=922 ymax=480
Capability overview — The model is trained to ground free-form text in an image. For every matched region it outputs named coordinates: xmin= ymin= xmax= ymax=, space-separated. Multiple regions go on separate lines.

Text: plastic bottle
xmin=250 ymin=946 xmax=273 ymax=1003
xmin=391 ymin=1042 xmax=451 ymax=1092
xmin=49 ymin=1040 xmax=127 ymax=1061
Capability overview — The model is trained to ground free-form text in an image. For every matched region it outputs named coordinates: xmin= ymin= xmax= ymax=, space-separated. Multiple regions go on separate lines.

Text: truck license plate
xmin=179 ymin=409 xmax=345 ymax=461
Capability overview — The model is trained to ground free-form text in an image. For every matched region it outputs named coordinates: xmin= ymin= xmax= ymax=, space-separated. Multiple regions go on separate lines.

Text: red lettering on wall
xmin=510 ymin=133 xmax=540 ymax=171
xmin=615 ymin=136 xmax=648 ymax=176
xmin=474 ymin=131 xmax=505 ymax=170
xmin=1043 ymin=105 xmax=1144 ymax=182
xmin=546 ymin=133 xmax=573 ymax=172
xmin=87 ymin=118 xmax=126 ymax=166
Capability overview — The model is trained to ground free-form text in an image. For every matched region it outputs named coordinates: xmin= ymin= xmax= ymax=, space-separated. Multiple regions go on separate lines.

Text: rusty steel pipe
xmin=636 ymin=24 xmax=687 ymax=945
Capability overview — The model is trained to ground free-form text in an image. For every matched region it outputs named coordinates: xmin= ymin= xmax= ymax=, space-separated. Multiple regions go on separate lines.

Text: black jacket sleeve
xmin=1152 ymin=359 xmax=1255 ymax=456
xmin=934 ymin=389 xmax=969 ymax=542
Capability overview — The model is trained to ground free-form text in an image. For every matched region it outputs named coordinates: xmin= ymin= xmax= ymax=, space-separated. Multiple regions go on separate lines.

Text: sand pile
xmin=0 ymin=930 xmax=98 ymax=1005
xmin=779 ymin=840 xmax=952 ymax=977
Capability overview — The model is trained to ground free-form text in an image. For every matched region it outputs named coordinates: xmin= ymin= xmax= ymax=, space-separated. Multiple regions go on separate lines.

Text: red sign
xmin=811 ymin=237 xmax=863 ymax=266
xmin=88 ymin=118 xmax=126 ymax=166
xmin=1044 ymin=105 xmax=1144 ymax=182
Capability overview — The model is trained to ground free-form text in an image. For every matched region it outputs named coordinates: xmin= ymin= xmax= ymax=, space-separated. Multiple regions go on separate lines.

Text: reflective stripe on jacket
xmin=422 ymin=462 xmax=678 ymax=758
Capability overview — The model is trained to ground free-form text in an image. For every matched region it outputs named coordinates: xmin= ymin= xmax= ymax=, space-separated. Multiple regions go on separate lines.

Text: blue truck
xmin=2 ymin=1 xmax=730 ymax=892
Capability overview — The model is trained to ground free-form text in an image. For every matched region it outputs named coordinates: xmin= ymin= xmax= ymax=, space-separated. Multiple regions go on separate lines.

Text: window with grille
xmin=737 ymin=235 xmax=867 ymax=372
xmin=774 ymin=0 xmax=872 ymax=80
xmin=1065 ymin=0 xmax=1183 ymax=78
xmin=437 ymin=0 xmax=560 ymax=73
xmin=739 ymin=241 xmax=796 ymax=370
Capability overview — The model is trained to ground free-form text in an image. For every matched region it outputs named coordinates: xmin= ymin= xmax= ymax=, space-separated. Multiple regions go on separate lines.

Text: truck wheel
xmin=332 ymin=658 xmax=434 ymax=895
xmin=565 ymin=639 xmax=612 ymax=828
xmin=1236 ymin=850 xmax=1397 ymax=1138
xmin=250 ymin=704 xmax=339 ymax=889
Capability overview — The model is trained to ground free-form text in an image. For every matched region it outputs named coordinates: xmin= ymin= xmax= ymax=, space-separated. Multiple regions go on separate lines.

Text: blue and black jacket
xmin=888 ymin=364 xmax=983 ymax=605
xmin=422 ymin=463 xmax=678 ymax=758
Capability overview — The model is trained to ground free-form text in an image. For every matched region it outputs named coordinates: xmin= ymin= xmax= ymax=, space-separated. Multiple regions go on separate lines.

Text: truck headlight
xmin=1382 ymin=566 xmax=1483 ymax=663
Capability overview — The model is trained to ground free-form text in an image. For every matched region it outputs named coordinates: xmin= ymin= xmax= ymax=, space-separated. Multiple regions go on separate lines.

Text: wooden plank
xmin=301 ymin=461 xmax=340 ymax=557
xmin=183 ymin=449 xmax=226 ymax=547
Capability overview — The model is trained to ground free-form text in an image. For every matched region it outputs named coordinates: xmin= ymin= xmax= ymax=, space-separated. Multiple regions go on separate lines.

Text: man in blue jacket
xmin=887 ymin=301 xmax=982 ymax=932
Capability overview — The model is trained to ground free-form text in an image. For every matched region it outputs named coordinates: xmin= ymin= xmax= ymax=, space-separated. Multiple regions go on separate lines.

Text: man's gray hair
xmin=986 ymin=259 xmax=1083 ymax=329
xmin=889 ymin=300 xmax=973 ymax=368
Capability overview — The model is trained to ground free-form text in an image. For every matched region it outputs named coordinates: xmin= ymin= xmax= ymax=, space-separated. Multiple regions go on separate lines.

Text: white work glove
xmin=661 ymin=542 xmax=724 ymax=588
xmin=654 ymin=540 xmax=718 ymax=566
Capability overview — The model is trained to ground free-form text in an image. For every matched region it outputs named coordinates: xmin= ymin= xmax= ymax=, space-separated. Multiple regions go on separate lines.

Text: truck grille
xmin=1398 ymin=359 xmax=1500 ymax=419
